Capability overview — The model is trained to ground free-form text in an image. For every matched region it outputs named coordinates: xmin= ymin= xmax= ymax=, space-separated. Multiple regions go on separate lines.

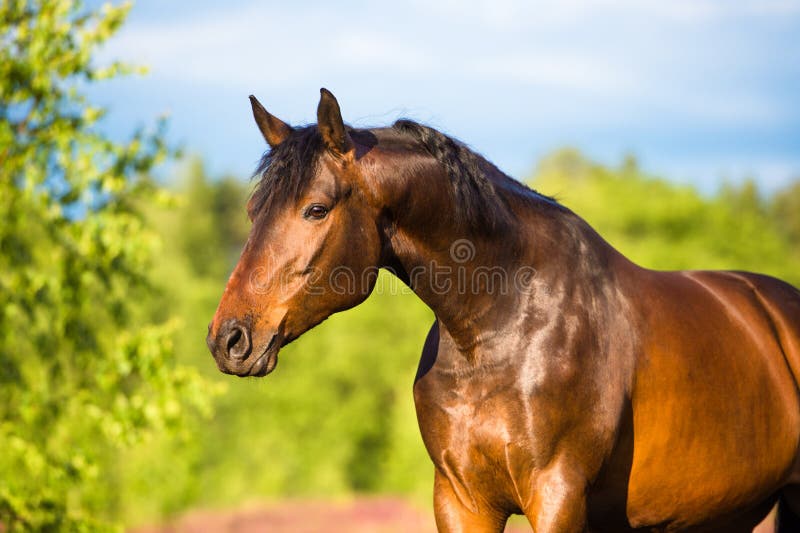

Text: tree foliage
xmin=772 ymin=180 xmax=800 ymax=247
xmin=0 ymin=1 xmax=213 ymax=530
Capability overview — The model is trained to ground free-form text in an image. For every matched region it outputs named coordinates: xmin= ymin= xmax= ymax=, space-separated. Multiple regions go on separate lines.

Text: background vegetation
xmin=2 ymin=2 xmax=799 ymax=531
xmin=0 ymin=1 xmax=214 ymax=530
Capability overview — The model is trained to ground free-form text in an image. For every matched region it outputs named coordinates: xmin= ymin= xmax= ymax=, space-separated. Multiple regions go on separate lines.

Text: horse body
xmin=406 ymin=188 xmax=800 ymax=530
xmin=208 ymin=90 xmax=800 ymax=531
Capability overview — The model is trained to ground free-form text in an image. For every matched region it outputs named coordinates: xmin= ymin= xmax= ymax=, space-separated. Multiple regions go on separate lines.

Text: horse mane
xmin=249 ymin=119 xmax=556 ymax=232
xmin=391 ymin=119 xmax=561 ymax=231
xmin=392 ymin=119 xmax=516 ymax=232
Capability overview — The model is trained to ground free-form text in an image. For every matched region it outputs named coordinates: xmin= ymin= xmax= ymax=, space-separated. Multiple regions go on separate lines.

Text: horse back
xmin=623 ymin=268 xmax=800 ymax=528
xmin=729 ymin=271 xmax=800 ymax=395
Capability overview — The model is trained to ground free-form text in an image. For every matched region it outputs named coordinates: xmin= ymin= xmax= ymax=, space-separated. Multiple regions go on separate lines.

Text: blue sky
xmin=90 ymin=0 xmax=800 ymax=193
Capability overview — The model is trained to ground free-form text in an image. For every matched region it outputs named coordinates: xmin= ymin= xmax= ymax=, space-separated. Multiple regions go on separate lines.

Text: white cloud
xmin=409 ymin=0 xmax=800 ymax=29
xmin=90 ymin=0 xmax=799 ymax=188
xmin=100 ymin=0 xmax=794 ymax=127
xmin=103 ymin=1 xmax=641 ymax=91
xmin=332 ymin=32 xmax=437 ymax=72
xmin=472 ymin=51 xmax=637 ymax=93
xmin=103 ymin=4 xmax=320 ymax=88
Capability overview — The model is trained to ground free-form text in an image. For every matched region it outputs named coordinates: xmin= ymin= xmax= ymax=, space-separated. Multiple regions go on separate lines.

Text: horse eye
xmin=305 ymin=204 xmax=329 ymax=219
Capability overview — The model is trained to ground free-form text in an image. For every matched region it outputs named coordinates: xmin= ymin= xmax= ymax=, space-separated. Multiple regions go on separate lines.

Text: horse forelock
xmin=249 ymin=125 xmax=325 ymax=220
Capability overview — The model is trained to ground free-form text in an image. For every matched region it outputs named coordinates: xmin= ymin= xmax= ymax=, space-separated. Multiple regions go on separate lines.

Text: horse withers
xmin=207 ymin=89 xmax=800 ymax=532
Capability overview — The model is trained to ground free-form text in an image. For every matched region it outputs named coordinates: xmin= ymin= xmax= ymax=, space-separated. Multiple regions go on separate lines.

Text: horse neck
xmin=374 ymin=152 xmax=606 ymax=359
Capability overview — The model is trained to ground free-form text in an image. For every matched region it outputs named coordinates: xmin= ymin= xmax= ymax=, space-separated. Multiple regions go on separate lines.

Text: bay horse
xmin=207 ymin=89 xmax=800 ymax=532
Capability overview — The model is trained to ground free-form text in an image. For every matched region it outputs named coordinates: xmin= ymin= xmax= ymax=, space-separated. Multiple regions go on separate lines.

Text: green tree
xmin=772 ymin=179 xmax=800 ymax=246
xmin=175 ymin=159 xmax=251 ymax=278
xmin=0 ymin=1 xmax=213 ymax=530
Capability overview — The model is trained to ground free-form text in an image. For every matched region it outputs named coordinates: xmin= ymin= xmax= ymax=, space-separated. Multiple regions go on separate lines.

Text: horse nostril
xmin=226 ymin=328 xmax=241 ymax=351
xmin=225 ymin=324 xmax=251 ymax=360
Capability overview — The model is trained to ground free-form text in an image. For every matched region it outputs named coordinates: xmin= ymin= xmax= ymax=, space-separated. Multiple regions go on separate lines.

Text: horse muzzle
xmin=206 ymin=319 xmax=280 ymax=377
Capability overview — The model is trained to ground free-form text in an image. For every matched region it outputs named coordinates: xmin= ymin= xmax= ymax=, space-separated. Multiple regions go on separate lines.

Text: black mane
xmin=392 ymin=119 xmax=515 ymax=232
xmin=249 ymin=119 xmax=556 ymax=231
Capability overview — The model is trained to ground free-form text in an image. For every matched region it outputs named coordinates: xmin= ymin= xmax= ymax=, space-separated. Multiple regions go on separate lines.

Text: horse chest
xmin=412 ymin=369 xmax=557 ymax=509
xmin=413 ymin=342 xmax=594 ymax=461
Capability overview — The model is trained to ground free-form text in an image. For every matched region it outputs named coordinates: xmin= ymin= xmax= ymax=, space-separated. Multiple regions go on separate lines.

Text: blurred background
xmin=1 ymin=1 xmax=799 ymax=531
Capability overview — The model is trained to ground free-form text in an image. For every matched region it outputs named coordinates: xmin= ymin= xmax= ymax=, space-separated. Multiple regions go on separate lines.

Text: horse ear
xmin=249 ymin=95 xmax=292 ymax=148
xmin=317 ymin=88 xmax=354 ymax=155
